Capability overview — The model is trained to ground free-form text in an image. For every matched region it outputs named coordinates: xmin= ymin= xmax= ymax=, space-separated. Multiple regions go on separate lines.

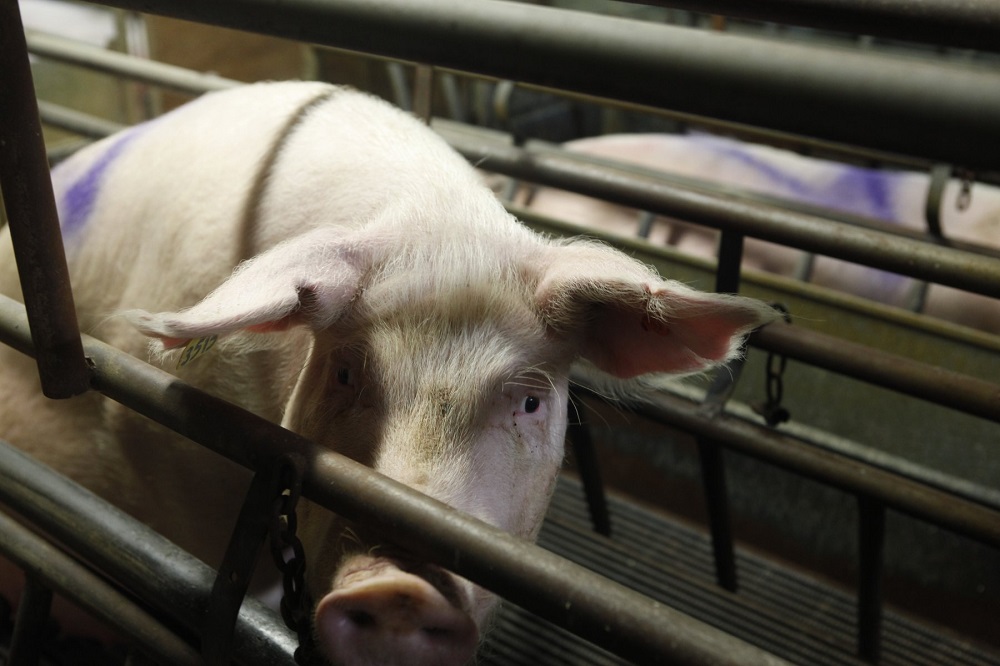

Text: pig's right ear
xmin=124 ymin=228 xmax=369 ymax=349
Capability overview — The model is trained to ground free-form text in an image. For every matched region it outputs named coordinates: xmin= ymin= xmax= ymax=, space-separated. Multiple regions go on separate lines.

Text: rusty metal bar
xmin=0 ymin=294 xmax=789 ymax=666
xmin=83 ymin=0 xmax=1000 ymax=172
xmin=0 ymin=510 xmax=203 ymax=666
xmin=619 ymin=0 xmax=1000 ymax=54
xmin=752 ymin=323 xmax=1000 ymax=425
xmin=0 ymin=0 xmax=89 ymax=399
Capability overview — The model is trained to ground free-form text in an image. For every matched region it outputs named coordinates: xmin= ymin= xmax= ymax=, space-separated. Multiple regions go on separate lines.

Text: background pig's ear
xmin=537 ymin=241 xmax=776 ymax=378
xmin=124 ymin=228 xmax=368 ymax=349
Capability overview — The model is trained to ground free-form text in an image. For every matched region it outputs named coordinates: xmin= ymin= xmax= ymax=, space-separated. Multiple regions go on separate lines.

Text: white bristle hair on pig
xmin=0 ymin=82 xmax=775 ymax=666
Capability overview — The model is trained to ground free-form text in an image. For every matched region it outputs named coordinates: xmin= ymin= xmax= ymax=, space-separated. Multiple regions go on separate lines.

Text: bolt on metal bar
xmin=83 ymin=0 xmax=1000 ymax=172
xmin=0 ymin=0 xmax=89 ymax=399
xmin=0 ymin=441 xmax=299 ymax=666
xmin=0 ymin=293 xmax=790 ymax=666
xmin=619 ymin=0 xmax=1000 ymax=54
xmin=0 ymin=510 xmax=203 ymax=666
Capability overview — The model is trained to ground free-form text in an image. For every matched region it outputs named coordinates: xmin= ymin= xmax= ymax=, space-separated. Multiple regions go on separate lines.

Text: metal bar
xmin=619 ymin=0 xmax=1000 ymax=54
xmin=471 ymin=148 xmax=1000 ymax=301
xmin=856 ymin=497 xmax=886 ymax=663
xmin=0 ymin=0 xmax=89 ymax=399
xmin=0 ymin=441 xmax=299 ymax=666
xmin=0 ymin=295 xmax=788 ymax=666
xmin=37 ymin=100 xmax=127 ymax=139
xmin=203 ymin=456 xmax=302 ymax=665
xmin=0 ymin=511 xmax=203 ymax=666
xmin=715 ymin=230 xmax=745 ymax=294
xmin=7 ymin=575 xmax=52 ymax=666
xmin=752 ymin=323 xmax=1000 ymax=425
xmin=697 ymin=440 xmax=738 ymax=591
xmin=26 ymin=29 xmax=239 ymax=95
xmin=28 ymin=96 xmax=1000 ymax=304
xmin=575 ymin=380 xmax=1000 ymax=551
xmin=83 ymin=0 xmax=1000 ymax=172
xmin=0 ymin=295 xmax=787 ymax=665
xmin=566 ymin=400 xmax=612 ymax=536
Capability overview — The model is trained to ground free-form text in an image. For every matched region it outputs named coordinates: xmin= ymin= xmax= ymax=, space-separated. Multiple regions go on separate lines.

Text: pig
xmin=0 ymin=82 xmax=775 ymax=665
xmin=513 ymin=133 xmax=1000 ymax=333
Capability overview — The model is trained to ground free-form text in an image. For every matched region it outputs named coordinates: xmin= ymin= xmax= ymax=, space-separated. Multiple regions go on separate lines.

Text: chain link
xmin=268 ymin=459 xmax=315 ymax=664
xmin=754 ymin=304 xmax=792 ymax=427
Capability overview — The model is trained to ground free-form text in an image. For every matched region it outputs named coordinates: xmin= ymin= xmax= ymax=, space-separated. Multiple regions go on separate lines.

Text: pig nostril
xmin=346 ymin=609 xmax=376 ymax=628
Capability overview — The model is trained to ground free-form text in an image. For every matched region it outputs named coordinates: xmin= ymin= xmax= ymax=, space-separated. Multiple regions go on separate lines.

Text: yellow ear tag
xmin=176 ymin=335 xmax=218 ymax=369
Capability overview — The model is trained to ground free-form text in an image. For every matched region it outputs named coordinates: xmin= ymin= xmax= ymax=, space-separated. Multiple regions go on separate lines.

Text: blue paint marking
xmin=60 ymin=125 xmax=144 ymax=235
xmin=692 ymin=135 xmax=900 ymax=224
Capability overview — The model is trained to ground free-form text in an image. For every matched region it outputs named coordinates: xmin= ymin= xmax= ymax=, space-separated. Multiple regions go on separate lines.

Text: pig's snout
xmin=315 ymin=557 xmax=478 ymax=666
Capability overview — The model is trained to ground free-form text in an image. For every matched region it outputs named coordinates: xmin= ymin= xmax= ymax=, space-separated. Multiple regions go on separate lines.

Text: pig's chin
xmin=313 ymin=554 xmax=484 ymax=666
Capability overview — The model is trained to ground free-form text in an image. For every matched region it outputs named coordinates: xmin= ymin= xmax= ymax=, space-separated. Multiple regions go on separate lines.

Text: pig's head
xmin=127 ymin=213 xmax=774 ymax=666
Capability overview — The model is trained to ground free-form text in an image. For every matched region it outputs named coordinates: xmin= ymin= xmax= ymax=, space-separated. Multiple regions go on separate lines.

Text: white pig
xmin=0 ymin=82 xmax=774 ymax=665
xmin=516 ymin=133 xmax=1000 ymax=333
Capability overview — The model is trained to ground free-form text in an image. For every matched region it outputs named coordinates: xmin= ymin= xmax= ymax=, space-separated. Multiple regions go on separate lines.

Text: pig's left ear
xmin=537 ymin=242 xmax=776 ymax=378
xmin=125 ymin=228 xmax=369 ymax=349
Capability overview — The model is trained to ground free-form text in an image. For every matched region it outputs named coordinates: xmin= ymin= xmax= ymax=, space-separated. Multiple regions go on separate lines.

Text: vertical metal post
xmin=8 ymin=574 xmax=53 ymax=666
xmin=566 ymin=397 xmax=611 ymax=536
xmin=0 ymin=0 xmax=90 ymax=398
xmin=697 ymin=229 xmax=746 ymax=592
xmin=857 ymin=496 xmax=886 ymax=662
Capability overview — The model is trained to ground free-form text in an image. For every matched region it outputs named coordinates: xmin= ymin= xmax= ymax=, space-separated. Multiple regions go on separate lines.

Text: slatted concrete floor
xmin=480 ymin=475 xmax=1000 ymax=666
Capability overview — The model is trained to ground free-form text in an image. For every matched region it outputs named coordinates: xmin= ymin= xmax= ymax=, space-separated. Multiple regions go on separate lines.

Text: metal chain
xmin=754 ymin=304 xmax=792 ymax=427
xmin=268 ymin=460 xmax=316 ymax=664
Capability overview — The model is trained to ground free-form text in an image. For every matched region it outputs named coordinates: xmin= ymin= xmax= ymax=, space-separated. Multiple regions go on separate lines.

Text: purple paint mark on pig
xmin=693 ymin=135 xmax=900 ymax=225
xmin=60 ymin=127 xmax=143 ymax=235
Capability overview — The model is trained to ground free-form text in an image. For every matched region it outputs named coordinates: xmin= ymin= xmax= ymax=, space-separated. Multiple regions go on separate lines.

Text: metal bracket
xmin=202 ymin=453 xmax=306 ymax=665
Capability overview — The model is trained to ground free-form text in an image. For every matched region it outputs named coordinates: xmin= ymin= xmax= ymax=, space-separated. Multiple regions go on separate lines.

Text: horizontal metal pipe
xmin=31 ymin=93 xmax=1000 ymax=304
xmin=0 ymin=441 xmax=299 ymax=666
xmin=460 ymin=142 xmax=1000 ymax=300
xmin=84 ymin=0 xmax=1000 ymax=172
xmin=622 ymin=0 xmax=1000 ymax=53
xmin=26 ymin=30 xmax=240 ymax=95
xmin=752 ymin=323 xmax=1000 ymax=424
xmin=0 ymin=0 xmax=90 ymax=398
xmin=592 ymin=382 xmax=1000 ymax=550
xmin=0 ymin=294 xmax=787 ymax=665
xmin=37 ymin=100 xmax=127 ymax=139
xmin=0 ymin=508 xmax=203 ymax=666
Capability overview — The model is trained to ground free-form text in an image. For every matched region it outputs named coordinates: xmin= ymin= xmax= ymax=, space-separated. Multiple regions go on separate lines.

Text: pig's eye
xmin=523 ymin=395 xmax=541 ymax=414
xmin=336 ymin=367 xmax=351 ymax=386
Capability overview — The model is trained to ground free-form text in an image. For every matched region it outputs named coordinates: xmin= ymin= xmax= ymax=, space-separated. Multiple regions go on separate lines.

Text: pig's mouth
xmin=313 ymin=554 xmax=480 ymax=666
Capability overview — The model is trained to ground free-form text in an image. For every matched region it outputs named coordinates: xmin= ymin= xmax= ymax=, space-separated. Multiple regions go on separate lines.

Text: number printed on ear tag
xmin=176 ymin=335 xmax=218 ymax=368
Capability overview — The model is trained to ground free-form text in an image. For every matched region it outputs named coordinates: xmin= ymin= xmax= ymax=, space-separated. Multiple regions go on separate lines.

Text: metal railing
xmin=1 ymin=1 xmax=999 ymax=665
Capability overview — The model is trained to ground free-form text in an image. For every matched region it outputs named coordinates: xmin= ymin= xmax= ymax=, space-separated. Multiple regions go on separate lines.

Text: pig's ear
xmin=537 ymin=241 xmax=776 ymax=378
xmin=124 ymin=228 xmax=369 ymax=349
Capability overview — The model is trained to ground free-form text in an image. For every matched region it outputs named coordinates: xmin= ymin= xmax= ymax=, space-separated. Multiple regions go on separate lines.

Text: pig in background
xmin=0 ymin=82 xmax=774 ymax=666
xmin=508 ymin=133 xmax=1000 ymax=334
